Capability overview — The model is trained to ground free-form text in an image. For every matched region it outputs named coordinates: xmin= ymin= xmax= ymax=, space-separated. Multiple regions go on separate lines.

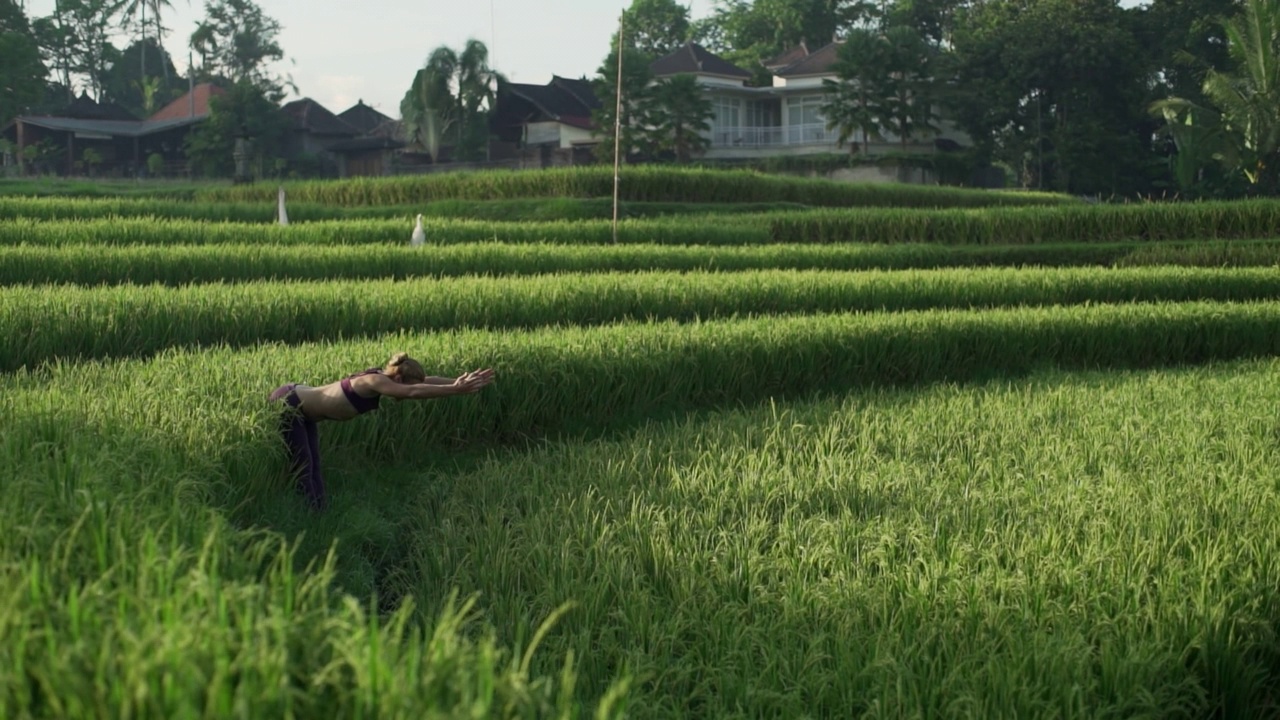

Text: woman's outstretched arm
xmin=366 ymin=369 xmax=495 ymax=399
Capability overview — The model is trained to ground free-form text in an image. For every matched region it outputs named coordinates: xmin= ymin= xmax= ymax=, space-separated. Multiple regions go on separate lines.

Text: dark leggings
xmin=269 ymin=384 xmax=326 ymax=510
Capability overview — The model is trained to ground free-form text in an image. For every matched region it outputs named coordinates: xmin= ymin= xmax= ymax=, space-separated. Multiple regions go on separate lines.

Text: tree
xmin=400 ymin=40 xmax=501 ymax=162
xmin=878 ymin=25 xmax=938 ymax=151
xmin=184 ymin=78 xmax=289 ymax=177
xmin=619 ymin=0 xmax=692 ymax=60
xmin=189 ymin=0 xmax=287 ymax=96
xmin=1150 ymin=0 xmax=1280 ymax=194
xmin=591 ymin=45 xmax=656 ymax=162
xmin=821 ymin=28 xmax=888 ymax=154
xmin=711 ymin=0 xmax=844 ymax=83
xmin=33 ymin=0 xmax=122 ymax=101
xmin=881 ymin=0 xmax=967 ymax=45
xmin=102 ymin=38 xmax=180 ymax=116
xmin=1138 ymin=0 xmax=1236 ymax=105
xmin=71 ymin=0 xmax=122 ymax=101
xmin=0 ymin=0 xmax=47 ymax=124
xmin=644 ymin=73 xmax=713 ymax=162
xmin=690 ymin=15 xmax=729 ymax=52
xmin=32 ymin=1 xmax=78 ymax=101
xmin=947 ymin=0 xmax=1152 ymax=194
xmin=119 ymin=0 xmax=177 ymax=84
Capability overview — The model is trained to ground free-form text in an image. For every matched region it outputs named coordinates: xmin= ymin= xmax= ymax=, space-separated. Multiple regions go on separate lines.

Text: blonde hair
xmin=384 ymin=352 xmax=426 ymax=383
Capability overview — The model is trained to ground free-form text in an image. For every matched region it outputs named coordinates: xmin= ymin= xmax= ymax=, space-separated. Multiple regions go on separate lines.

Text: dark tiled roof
xmin=552 ymin=76 xmax=602 ymax=111
xmin=650 ymin=42 xmax=752 ymax=79
xmin=282 ymin=98 xmax=358 ymax=136
xmin=504 ymin=77 xmax=601 ymax=126
xmin=63 ymin=91 xmax=140 ymax=121
xmin=8 ymin=115 xmax=206 ymax=137
xmin=368 ymin=119 xmax=406 ymax=141
xmin=338 ymin=100 xmax=393 ymax=135
xmin=773 ymin=41 xmax=842 ymax=77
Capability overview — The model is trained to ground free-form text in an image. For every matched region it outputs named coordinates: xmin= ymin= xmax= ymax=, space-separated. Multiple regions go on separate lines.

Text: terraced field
xmin=5 ymin=168 xmax=1280 ymax=719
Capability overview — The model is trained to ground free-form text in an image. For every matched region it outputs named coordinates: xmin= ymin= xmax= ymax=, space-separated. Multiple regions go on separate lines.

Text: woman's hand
xmin=451 ymin=368 xmax=495 ymax=394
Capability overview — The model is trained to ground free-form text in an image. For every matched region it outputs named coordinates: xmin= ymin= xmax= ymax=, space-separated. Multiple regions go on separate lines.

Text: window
xmin=711 ymin=96 xmax=742 ymax=146
xmin=786 ymin=95 xmax=825 ymax=127
xmin=746 ymin=100 xmax=780 ymax=128
xmin=712 ymin=96 xmax=741 ymax=132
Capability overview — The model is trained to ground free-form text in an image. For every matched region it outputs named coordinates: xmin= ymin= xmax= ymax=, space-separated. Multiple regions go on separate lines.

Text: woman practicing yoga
xmin=269 ymin=352 xmax=495 ymax=510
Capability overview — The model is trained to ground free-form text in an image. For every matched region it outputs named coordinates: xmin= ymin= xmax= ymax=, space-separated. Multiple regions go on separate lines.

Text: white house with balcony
xmin=648 ymin=41 xmax=969 ymax=161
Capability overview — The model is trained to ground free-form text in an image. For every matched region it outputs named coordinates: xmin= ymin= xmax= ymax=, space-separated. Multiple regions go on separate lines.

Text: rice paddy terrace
xmin=4 ymin=167 xmax=1280 ymax=718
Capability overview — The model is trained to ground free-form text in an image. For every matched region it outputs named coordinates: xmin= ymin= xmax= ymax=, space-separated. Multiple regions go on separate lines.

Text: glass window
xmin=712 ymin=97 xmax=740 ymax=131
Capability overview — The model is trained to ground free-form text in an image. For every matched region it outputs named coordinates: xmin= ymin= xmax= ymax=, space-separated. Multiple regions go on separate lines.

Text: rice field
xmin=6 ymin=166 xmax=1280 ymax=718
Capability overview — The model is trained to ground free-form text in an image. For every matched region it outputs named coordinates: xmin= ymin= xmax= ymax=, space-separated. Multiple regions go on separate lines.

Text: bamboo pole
xmin=612 ymin=11 xmax=624 ymax=244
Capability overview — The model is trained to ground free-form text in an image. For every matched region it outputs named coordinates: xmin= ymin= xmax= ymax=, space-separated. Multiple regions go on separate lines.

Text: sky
xmin=25 ymin=0 xmax=719 ymax=117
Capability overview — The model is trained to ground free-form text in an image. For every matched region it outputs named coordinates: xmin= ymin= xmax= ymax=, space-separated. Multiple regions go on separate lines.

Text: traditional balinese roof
xmin=502 ymin=76 xmax=600 ymax=129
xmin=338 ymin=99 xmax=393 ymax=135
xmin=63 ymin=91 xmax=140 ymax=121
xmin=149 ymin=83 xmax=225 ymax=121
xmin=549 ymin=76 xmax=601 ymax=111
xmin=650 ymin=42 xmax=753 ymax=79
xmin=367 ymin=119 xmax=406 ymax=141
xmin=281 ymin=98 xmax=359 ymax=136
xmin=772 ymin=41 xmax=843 ymax=78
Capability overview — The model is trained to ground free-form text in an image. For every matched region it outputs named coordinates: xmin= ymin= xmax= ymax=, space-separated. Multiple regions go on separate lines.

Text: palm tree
xmin=120 ymin=0 xmax=182 ymax=85
xmin=401 ymin=47 xmax=458 ymax=162
xmin=400 ymin=40 xmax=502 ymax=162
xmin=1150 ymin=0 xmax=1280 ymax=193
xmin=454 ymin=39 xmax=501 ymax=161
xmin=646 ymin=73 xmax=713 ymax=162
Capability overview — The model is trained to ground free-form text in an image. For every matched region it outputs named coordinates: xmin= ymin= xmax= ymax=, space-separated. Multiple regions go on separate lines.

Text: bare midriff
xmin=292 ymin=378 xmax=380 ymax=422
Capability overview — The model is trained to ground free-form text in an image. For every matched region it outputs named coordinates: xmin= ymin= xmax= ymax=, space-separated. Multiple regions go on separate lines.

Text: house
xmin=489 ymin=75 xmax=601 ymax=165
xmin=1 ymin=84 xmax=225 ymax=176
xmin=280 ymin=98 xmax=361 ymax=169
xmin=337 ymin=99 xmax=393 ymax=135
xmin=325 ymin=102 xmax=408 ymax=178
xmin=649 ymin=41 xmax=970 ymax=160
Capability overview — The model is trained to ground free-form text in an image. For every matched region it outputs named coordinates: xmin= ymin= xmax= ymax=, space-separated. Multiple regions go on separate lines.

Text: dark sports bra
xmin=339 ymin=368 xmax=383 ymax=414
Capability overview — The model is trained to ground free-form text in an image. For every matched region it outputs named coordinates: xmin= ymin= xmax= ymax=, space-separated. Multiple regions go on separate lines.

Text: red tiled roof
xmin=764 ymin=43 xmax=811 ymax=71
xmin=773 ymin=41 xmax=843 ymax=78
xmin=148 ymin=83 xmax=226 ymax=122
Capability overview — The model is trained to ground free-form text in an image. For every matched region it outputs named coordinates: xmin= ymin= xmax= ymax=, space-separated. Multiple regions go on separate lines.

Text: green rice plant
xmin=0 ymin=195 xmax=814 ymax=223
xmin=400 ymin=362 xmax=1280 ymax=717
xmin=0 ymin=388 xmax=628 ymax=718
xmin=1114 ymin=240 xmax=1280 ymax=267
xmin=770 ymin=199 xmax=1280 ymax=244
xmin=8 ymin=199 xmax=1280 ymax=249
xmin=193 ymin=166 xmax=1076 ymax=207
xmin=9 ymin=268 xmax=1280 ymax=372
xmin=0 ymin=216 xmax=768 ymax=247
xmin=5 ymin=306 xmax=1280 ymax=716
xmin=3 ymin=240 xmax=1278 ymax=287
xmin=0 ymin=177 xmax=217 ymax=199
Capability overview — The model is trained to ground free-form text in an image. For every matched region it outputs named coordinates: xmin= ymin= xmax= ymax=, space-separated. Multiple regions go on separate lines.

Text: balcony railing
xmin=710 ymin=123 xmax=832 ymax=148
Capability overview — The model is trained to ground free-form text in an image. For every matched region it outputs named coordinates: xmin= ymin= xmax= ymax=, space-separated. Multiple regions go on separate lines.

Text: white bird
xmin=411 ymin=213 xmax=425 ymax=247
xmin=277 ymin=186 xmax=289 ymax=226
